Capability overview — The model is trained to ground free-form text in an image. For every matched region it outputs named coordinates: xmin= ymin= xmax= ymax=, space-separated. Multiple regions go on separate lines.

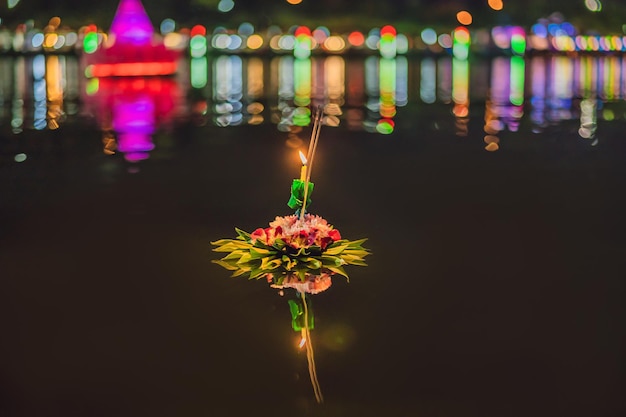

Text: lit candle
xmin=299 ymin=150 xmax=308 ymax=181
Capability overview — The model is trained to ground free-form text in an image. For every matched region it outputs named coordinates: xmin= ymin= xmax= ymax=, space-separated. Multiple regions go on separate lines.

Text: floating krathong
xmin=211 ymin=108 xmax=370 ymax=403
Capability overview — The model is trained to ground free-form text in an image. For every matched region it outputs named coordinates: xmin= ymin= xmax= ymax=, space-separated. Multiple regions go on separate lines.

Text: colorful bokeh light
xmin=348 ymin=31 xmax=365 ymax=47
xmin=488 ymin=0 xmax=504 ymax=11
xmin=456 ymin=11 xmax=473 ymax=26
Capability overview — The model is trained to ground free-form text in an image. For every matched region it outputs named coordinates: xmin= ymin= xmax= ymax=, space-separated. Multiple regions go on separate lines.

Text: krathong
xmin=211 ymin=108 xmax=370 ymax=403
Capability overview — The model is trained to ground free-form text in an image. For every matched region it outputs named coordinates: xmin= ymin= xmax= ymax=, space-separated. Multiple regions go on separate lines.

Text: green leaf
xmin=324 ymin=244 xmax=349 ymax=255
xmin=235 ymin=228 xmax=252 ymax=240
xmin=212 ymin=259 xmax=239 ymax=271
xmin=321 ymin=255 xmax=343 ymax=266
xmin=325 ymin=265 xmax=349 ymax=280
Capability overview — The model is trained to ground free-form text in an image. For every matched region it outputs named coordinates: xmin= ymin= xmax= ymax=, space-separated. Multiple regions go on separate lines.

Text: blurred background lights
xmin=348 ymin=31 xmax=364 ymax=47
xmin=379 ymin=25 xmax=397 ymax=58
xmin=376 ymin=119 xmax=394 ymax=134
xmin=212 ymin=33 xmax=231 ymax=49
xmin=438 ymin=33 xmax=452 ymax=49
xmin=238 ymin=22 xmax=254 ymax=36
xmin=31 ymin=32 xmax=44 ymax=48
xmin=160 ymin=18 xmax=175 ymax=35
xmin=228 ymin=34 xmax=243 ymax=50
xmin=43 ymin=33 xmax=58 ymax=49
xmin=83 ymin=29 xmax=99 ymax=54
xmin=396 ymin=34 xmax=409 ymax=54
xmin=510 ymin=27 xmax=526 ymax=55
xmin=456 ymin=11 xmax=473 ymax=25
xmin=286 ymin=0 xmax=303 ymax=4
xmin=421 ymin=28 xmax=437 ymax=45
xmin=312 ymin=26 xmax=330 ymax=44
xmin=531 ymin=23 xmax=548 ymax=38
xmin=323 ymin=35 xmax=345 ymax=52
xmin=48 ymin=17 xmax=61 ymax=28
xmin=8 ymin=0 xmax=20 ymax=8
xmin=365 ymin=28 xmax=380 ymax=50
xmin=278 ymin=34 xmax=295 ymax=50
xmin=217 ymin=0 xmax=235 ymax=13
xmin=488 ymin=0 xmax=504 ymax=11
xmin=246 ymin=34 xmax=263 ymax=49
xmin=14 ymin=153 xmax=27 ymax=163
xmin=585 ymin=0 xmax=602 ymax=12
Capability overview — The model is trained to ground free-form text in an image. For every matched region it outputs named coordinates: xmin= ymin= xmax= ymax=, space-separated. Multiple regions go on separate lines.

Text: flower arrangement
xmin=212 ymin=213 xmax=369 ymax=292
xmin=210 ymin=107 xmax=369 ymax=404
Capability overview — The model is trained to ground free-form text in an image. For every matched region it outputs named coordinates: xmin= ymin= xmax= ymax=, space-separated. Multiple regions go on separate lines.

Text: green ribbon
xmin=288 ymin=297 xmax=314 ymax=331
xmin=287 ymin=179 xmax=314 ymax=211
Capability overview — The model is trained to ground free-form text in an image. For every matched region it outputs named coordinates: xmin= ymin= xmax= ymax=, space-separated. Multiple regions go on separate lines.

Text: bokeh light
xmin=488 ymin=0 xmax=504 ymax=11
xmin=323 ymin=36 xmax=346 ymax=52
xmin=348 ymin=31 xmax=364 ymax=47
xmin=456 ymin=11 xmax=473 ymax=26
xmin=217 ymin=0 xmax=235 ymax=13
xmin=585 ymin=0 xmax=602 ymax=12
xmin=246 ymin=34 xmax=264 ymax=49
xmin=160 ymin=18 xmax=175 ymax=35
xmin=238 ymin=22 xmax=254 ymax=36
xmin=421 ymin=28 xmax=437 ymax=45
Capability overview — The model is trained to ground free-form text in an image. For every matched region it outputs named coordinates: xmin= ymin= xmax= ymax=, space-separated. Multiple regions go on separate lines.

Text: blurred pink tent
xmin=82 ymin=0 xmax=181 ymax=77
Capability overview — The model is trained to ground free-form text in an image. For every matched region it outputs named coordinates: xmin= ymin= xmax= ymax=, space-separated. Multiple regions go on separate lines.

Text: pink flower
xmin=261 ymin=214 xmax=342 ymax=250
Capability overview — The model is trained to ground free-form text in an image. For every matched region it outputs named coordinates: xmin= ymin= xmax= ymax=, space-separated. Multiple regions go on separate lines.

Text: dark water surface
xmin=1 ymin=55 xmax=626 ymax=417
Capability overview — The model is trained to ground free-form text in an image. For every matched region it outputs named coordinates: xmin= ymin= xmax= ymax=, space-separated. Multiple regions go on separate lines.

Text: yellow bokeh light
xmin=457 ymin=11 xmax=473 ymax=25
xmin=485 ymin=142 xmax=500 ymax=151
xmin=43 ymin=33 xmax=58 ymax=48
xmin=286 ymin=0 xmax=303 ymax=4
xmin=246 ymin=34 xmax=264 ymax=50
xmin=323 ymin=35 xmax=346 ymax=52
xmin=488 ymin=0 xmax=504 ymax=11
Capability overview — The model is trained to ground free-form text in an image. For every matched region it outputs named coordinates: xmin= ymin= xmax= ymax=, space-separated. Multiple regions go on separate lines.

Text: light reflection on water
xmin=0 ymin=53 xmax=625 ymax=159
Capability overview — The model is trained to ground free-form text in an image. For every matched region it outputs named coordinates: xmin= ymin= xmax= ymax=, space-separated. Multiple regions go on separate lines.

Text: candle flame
xmin=299 ymin=336 xmax=307 ymax=348
xmin=299 ymin=150 xmax=307 ymax=165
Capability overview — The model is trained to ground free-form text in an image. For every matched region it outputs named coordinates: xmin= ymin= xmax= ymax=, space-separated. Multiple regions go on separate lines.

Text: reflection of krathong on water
xmin=211 ymin=108 xmax=370 ymax=403
xmin=82 ymin=76 xmax=182 ymax=162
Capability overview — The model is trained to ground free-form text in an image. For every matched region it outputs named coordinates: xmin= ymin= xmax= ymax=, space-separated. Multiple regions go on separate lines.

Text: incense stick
xmin=305 ymin=107 xmax=321 ymax=166
xmin=300 ymin=107 xmax=322 ymax=220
